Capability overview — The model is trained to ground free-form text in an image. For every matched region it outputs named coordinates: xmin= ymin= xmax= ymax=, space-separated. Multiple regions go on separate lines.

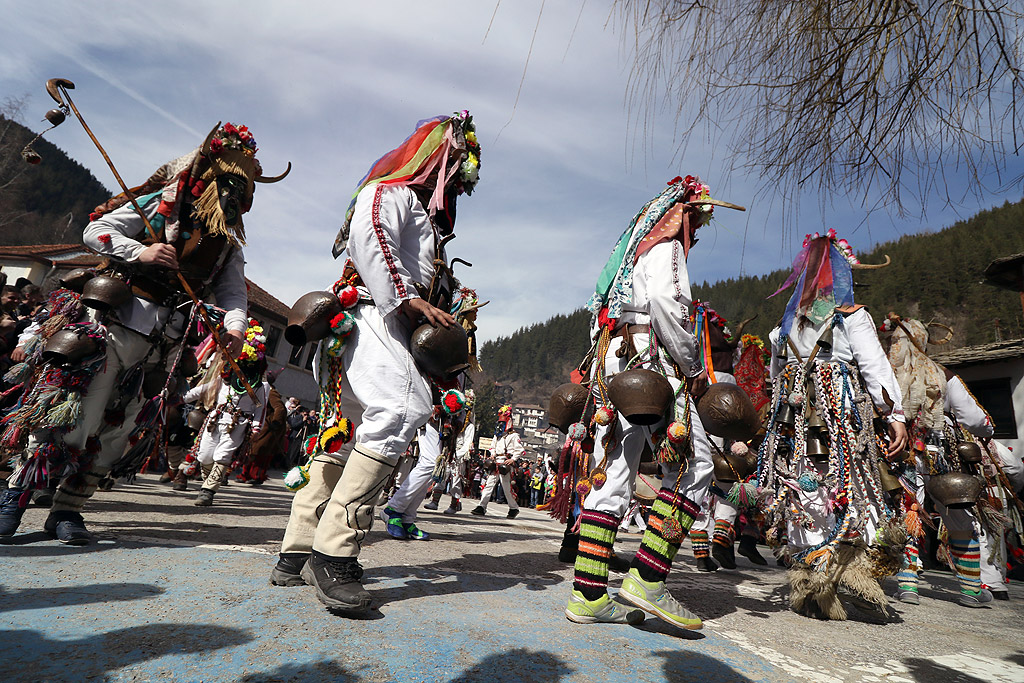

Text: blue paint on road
xmin=1 ymin=537 xmax=781 ymax=682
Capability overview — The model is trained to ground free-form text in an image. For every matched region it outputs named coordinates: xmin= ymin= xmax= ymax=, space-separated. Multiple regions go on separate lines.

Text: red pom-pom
xmin=337 ymin=285 xmax=359 ymax=309
xmin=97 ymin=234 xmax=112 ymax=245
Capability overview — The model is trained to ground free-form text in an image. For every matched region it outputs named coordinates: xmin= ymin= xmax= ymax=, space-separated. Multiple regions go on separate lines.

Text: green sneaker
xmin=619 ymin=568 xmax=703 ymax=630
xmin=565 ymin=590 xmax=645 ymax=625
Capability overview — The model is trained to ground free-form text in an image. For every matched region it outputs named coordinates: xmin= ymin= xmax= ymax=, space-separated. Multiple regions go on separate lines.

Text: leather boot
xmin=172 ymin=471 xmax=188 ymax=491
xmin=270 ymin=552 xmax=309 ymax=587
xmin=0 ymin=487 xmax=29 ymax=537
xmin=301 ymin=551 xmax=371 ymax=612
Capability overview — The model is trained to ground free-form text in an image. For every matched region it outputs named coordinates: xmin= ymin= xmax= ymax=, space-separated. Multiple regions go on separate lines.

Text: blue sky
xmin=2 ymin=2 xmax=1021 ymax=340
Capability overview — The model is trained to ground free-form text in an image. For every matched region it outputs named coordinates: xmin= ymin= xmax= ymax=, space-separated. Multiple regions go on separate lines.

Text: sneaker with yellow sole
xmin=565 ymin=590 xmax=645 ymax=625
xmin=619 ymin=568 xmax=703 ymax=630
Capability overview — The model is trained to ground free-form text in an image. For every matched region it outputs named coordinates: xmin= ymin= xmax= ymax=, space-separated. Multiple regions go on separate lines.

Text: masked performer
xmin=883 ymin=316 xmax=1023 ymax=606
xmin=471 ymin=405 xmax=524 ymax=518
xmin=0 ymin=123 xmax=285 ymax=543
xmin=560 ymin=175 xmax=743 ymax=630
xmin=272 ymin=113 xmax=481 ymax=613
xmin=759 ymin=232 xmax=908 ymax=620
xmin=238 ymin=368 xmax=287 ymax=486
xmin=425 ymin=389 xmax=476 ymax=514
xmin=182 ymin=320 xmax=270 ymax=506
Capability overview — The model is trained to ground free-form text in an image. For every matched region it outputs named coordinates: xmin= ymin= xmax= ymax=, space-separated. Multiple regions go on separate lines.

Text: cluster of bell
xmin=286 ymin=290 xmax=470 ymax=381
xmin=804 ymin=409 xmax=830 ymax=458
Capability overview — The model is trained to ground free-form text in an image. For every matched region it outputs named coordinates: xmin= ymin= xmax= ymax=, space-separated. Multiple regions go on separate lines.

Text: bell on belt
xmin=80 ymin=275 xmax=132 ymax=311
xmin=806 ymin=409 xmax=826 ymax=430
xmin=607 ymin=368 xmax=673 ymax=425
xmin=956 ymin=441 xmax=983 ymax=465
xmin=695 ymin=382 xmax=761 ymax=441
xmin=548 ymin=383 xmax=589 ymax=433
xmin=876 ymin=459 xmax=904 ymax=494
xmin=925 ymin=471 xmax=982 ymax=509
xmin=410 ymin=323 xmax=470 ymax=381
xmin=285 ymin=291 xmax=344 ymax=346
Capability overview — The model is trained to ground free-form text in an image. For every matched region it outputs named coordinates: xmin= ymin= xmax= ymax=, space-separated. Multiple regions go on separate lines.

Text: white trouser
xmin=195 ymin=421 xmax=249 ymax=466
xmin=448 ymin=459 xmax=465 ymax=499
xmin=478 ymin=471 xmax=519 ymax=511
xmin=583 ymin=333 xmax=713 ymax=519
xmin=979 ymin=526 xmax=1007 ymax=591
xmin=332 ymin=302 xmax=433 ymax=463
xmin=386 ymin=422 xmax=441 ymax=523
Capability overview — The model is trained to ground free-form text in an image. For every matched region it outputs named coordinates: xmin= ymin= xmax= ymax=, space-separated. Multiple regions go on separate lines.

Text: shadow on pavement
xmin=240 ymin=661 xmax=358 ymax=683
xmin=3 ymin=623 xmax=251 ymax=682
xmin=447 ymin=647 xmax=574 ymax=683
xmin=653 ymin=649 xmax=758 ymax=681
xmin=365 ymin=551 xmax=565 ymax=609
xmin=903 ymin=657 xmax=987 ymax=683
xmin=0 ymin=582 xmax=164 ymax=613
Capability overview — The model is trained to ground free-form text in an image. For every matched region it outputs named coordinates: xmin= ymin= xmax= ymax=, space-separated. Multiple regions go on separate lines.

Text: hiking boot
xmin=0 ymin=488 xmax=28 ymax=537
xmin=44 ymin=510 xmax=92 ymax=545
xmin=696 ymin=556 xmax=719 ymax=573
xmin=301 ymin=552 xmax=372 ymax=612
xmin=991 ymin=590 xmax=1009 ymax=601
xmin=565 ymin=590 xmax=645 ymax=625
xmin=97 ymin=476 xmax=115 ymax=492
xmin=402 ymin=522 xmax=430 ymax=541
xmin=738 ymin=536 xmax=768 ymax=565
xmin=471 ymin=506 xmax=486 ymax=516
xmin=159 ymin=470 xmax=175 ymax=484
xmin=608 ymin=552 xmax=631 ymax=574
xmin=194 ymin=488 xmax=215 ymax=507
xmin=270 ymin=552 xmax=309 ymax=587
xmin=507 ymin=508 xmax=519 ymax=519
xmin=893 ymin=589 xmax=920 ymax=605
xmin=423 ymin=500 xmax=439 ymax=511
xmin=379 ymin=507 xmax=408 ymax=539
xmin=712 ymin=542 xmax=737 ymax=569
xmin=172 ymin=471 xmax=188 ymax=491
xmin=619 ymin=567 xmax=703 ymax=630
xmin=959 ymin=589 xmax=993 ymax=608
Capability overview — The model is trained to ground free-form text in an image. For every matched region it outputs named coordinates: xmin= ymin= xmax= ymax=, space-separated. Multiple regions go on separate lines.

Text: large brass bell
xmin=696 ymin=382 xmax=761 ymax=441
xmin=607 ymin=368 xmax=673 ymax=425
xmin=80 ymin=274 xmax=132 ymax=311
xmin=925 ymin=471 xmax=983 ymax=509
xmin=42 ymin=328 xmax=99 ymax=366
xmin=410 ymin=323 xmax=470 ymax=381
xmin=548 ymin=383 xmax=589 ymax=433
xmin=58 ymin=268 xmax=94 ymax=294
xmin=285 ymin=291 xmax=343 ymax=346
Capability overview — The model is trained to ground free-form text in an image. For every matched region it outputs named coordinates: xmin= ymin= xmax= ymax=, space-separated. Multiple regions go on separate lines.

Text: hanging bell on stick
xmin=805 ymin=430 xmax=829 ymax=458
xmin=956 ymin=441 xmax=983 ymax=465
xmin=776 ymin=402 xmax=796 ymax=428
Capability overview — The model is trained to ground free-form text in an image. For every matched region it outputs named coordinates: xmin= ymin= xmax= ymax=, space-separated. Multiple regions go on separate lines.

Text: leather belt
xmin=612 ymin=323 xmax=650 ymax=339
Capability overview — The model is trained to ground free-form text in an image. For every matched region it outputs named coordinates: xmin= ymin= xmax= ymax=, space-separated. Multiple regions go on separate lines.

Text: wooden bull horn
xmin=684 ymin=197 xmax=746 ymax=211
xmin=733 ymin=314 xmax=758 ymax=340
xmin=851 ymin=255 xmax=891 ymax=269
xmin=255 ymin=161 xmax=291 ymax=183
xmin=45 ymin=78 xmax=75 ymax=106
xmin=199 ymin=121 xmax=222 ymax=158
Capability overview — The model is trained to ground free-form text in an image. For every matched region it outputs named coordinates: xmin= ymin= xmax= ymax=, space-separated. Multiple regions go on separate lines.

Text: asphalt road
xmin=2 ymin=473 xmax=1022 ymax=683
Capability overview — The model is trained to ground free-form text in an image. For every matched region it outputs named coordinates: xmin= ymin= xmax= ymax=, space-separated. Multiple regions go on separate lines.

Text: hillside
xmin=476 ymin=198 xmax=1024 ymax=434
xmin=0 ymin=114 xmax=109 ymax=245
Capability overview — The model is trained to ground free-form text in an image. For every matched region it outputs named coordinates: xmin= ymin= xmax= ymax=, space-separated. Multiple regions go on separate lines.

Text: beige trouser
xmin=201 ymin=462 xmax=230 ymax=492
xmin=166 ymin=445 xmax=185 ymax=471
xmin=280 ymin=454 xmax=347 ymax=554
xmin=50 ymin=325 xmax=153 ymax=514
xmin=311 ymin=443 xmax=398 ymax=558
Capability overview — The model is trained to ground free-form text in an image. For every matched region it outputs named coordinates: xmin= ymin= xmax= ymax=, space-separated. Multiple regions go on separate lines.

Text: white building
xmin=932 ymin=339 xmax=1024 ymax=454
